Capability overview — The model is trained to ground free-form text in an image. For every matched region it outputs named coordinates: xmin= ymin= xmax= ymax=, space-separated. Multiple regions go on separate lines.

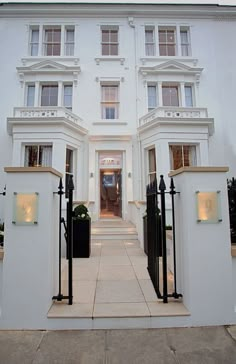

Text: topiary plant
xmin=74 ymin=204 xmax=90 ymax=220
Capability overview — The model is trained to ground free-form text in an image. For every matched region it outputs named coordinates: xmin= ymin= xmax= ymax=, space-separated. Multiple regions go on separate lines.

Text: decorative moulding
xmin=139 ymin=60 xmax=203 ymax=77
xmin=95 ymin=57 xmax=125 ymax=65
xmin=17 ymin=59 xmax=81 ymax=76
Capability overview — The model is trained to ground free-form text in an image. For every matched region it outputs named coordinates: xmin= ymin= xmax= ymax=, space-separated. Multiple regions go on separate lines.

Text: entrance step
xmin=91 ymin=219 xmax=138 ymax=240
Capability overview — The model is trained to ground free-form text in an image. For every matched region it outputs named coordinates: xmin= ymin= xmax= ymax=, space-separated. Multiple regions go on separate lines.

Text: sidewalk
xmin=0 ymin=326 xmax=236 ymax=364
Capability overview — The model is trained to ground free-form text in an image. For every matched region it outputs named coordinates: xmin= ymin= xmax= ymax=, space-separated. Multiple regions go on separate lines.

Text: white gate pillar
xmin=0 ymin=167 xmax=61 ymax=329
xmin=170 ymin=166 xmax=234 ymax=326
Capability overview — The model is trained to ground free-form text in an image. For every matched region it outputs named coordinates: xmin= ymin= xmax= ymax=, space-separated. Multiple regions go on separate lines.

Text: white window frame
xmin=158 ymin=26 xmax=176 ymax=57
xmin=63 ymin=84 xmax=73 ymax=110
xmin=101 ymin=84 xmax=119 ymax=120
xmin=184 ymin=84 xmax=194 ymax=107
xmin=169 ymin=144 xmax=197 ymax=170
xmin=24 ymin=144 xmax=52 ymax=167
xmin=29 ymin=27 xmax=39 ymax=56
xmin=41 ymin=84 xmax=59 ymax=106
xmin=147 ymin=84 xmax=158 ymax=112
xmin=26 ymin=84 xmax=35 ymax=107
xmin=65 ymin=27 xmax=75 ymax=56
xmin=101 ymin=26 xmax=119 ymax=56
xmin=162 ymin=83 xmax=180 ymax=107
xmin=148 ymin=147 xmax=156 ymax=183
xmin=145 ymin=26 xmax=155 ymax=56
xmin=180 ymin=27 xmax=191 ymax=56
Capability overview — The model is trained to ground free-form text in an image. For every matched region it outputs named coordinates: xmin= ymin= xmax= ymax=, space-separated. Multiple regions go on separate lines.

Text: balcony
xmin=139 ymin=106 xmax=214 ymax=135
xmin=7 ymin=107 xmax=88 ymax=136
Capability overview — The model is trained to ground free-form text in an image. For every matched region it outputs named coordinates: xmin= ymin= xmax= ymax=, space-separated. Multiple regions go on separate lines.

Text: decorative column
xmin=157 ymin=81 xmax=163 ymax=107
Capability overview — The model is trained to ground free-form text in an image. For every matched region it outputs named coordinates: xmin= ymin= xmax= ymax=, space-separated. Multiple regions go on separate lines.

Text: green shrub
xmin=74 ymin=204 xmax=90 ymax=220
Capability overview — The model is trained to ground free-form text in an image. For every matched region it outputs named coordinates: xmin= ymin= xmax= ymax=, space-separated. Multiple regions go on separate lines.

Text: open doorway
xmin=100 ymin=169 xmax=122 ymax=218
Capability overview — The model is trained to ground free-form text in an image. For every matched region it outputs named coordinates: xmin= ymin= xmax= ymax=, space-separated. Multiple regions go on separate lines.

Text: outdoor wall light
xmin=90 ymin=172 xmax=94 ymax=178
xmin=12 ymin=192 xmax=39 ymax=225
xmin=128 ymin=172 xmax=132 ymax=178
xmin=196 ymin=191 xmax=222 ymax=223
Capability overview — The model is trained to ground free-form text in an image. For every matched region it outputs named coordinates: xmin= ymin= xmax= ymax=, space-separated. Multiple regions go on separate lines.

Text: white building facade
xmin=0 ymin=1 xmax=236 ymax=224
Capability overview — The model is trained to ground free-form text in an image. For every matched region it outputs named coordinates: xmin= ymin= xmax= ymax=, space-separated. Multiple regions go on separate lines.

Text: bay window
xmin=24 ymin=145 xmax=52 ymax=167
xmin=170 ymin=145 xmax=196 ymax=170
xmin=185 ymin=85 xmax=193 ymax=107
xmin=148 ymin=85 xmax=157 ymax=111
xmin=26 ymin=85 xmax=35 ymax=107
xmin=63 ymin=85 xmax=73 ymax=109
xmin=148 ymin=148 xmax=156 ymax=183
xmin=41 ymin=85 xmax=58 ymax=106
xmin=162 ymin=85 xmax=179 ymax=106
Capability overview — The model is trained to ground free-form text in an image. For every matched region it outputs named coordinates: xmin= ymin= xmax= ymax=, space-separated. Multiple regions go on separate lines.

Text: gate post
xmin=170 ymin=166 xmax=233 ymax=326
xmin=0 ymin=167 xmax=61 ymax=329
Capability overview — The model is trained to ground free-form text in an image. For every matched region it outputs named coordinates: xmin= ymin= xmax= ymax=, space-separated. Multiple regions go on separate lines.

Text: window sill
xmin=140 ymin=56 xmax=198 ymax=66
xmin=92 ymin=121 xmax=127 ymax=126
xmin=95 ymin=57 xmax=125 ymax=65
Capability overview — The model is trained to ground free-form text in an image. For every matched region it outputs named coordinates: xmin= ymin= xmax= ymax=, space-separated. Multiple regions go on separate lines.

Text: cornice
xmin=1 ymin=4 xmax=236 ymax=20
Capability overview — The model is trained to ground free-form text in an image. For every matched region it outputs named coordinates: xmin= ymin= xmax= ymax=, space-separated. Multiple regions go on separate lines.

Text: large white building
xmin=0 ymin=0 xmax=236 ymax=224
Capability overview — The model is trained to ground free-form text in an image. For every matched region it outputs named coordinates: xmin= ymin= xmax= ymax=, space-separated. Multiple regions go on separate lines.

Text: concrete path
xmin=0 ymin=326 xmax=236 ymax=364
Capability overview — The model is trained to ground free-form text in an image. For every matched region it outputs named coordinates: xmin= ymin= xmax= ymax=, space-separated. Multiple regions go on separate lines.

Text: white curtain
xmin=41 ymin=146 xmax=52 ymax=167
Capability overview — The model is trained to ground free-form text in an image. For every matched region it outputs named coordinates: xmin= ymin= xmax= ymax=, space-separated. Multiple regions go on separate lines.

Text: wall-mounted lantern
xmin=12 ymin=192 xmax=39 ymax=225
xmin=196 ymin=191 xmax=222 ymax=223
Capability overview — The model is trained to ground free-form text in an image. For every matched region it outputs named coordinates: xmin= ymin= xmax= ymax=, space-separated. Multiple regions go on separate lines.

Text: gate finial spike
xmin=159 ymin=175 xmax=166 ymax=191
xmin=170 ymin=177 xmax=175 ymax=190
xmin=68 ymin=175 xmax=74 ymax=190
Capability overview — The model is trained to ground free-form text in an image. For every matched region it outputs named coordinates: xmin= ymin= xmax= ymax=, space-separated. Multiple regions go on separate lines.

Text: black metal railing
xmin=146 ymin=175 xmax=182 ymax=303
xmin=228 ymin=178 xmax=236 ymax=244
xmin=53 ymin=175 xmax=74 ymax=305
xmin=0 ymin=185 xmax=6 ymax=247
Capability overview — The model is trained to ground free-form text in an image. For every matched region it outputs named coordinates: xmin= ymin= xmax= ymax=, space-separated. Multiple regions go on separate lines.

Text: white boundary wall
xmin=170 ymin=167 xmax=235 ymax=326
xmin=0 ymin=167 xmax=61 ymax=329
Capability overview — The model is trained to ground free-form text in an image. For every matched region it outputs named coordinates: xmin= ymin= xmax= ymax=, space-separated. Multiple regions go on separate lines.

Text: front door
xmin=100 ymin=169 xmax=122 ymax=218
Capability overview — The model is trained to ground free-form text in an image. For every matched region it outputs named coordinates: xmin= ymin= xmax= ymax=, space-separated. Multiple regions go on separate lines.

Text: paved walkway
xmin=49 ymin=237 xmax=187 ymax=319
xmin=0 ymin=326 xmax=236 ymax=363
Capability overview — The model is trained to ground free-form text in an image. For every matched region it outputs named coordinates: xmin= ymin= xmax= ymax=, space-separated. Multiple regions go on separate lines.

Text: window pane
xmin=167 ymin=45 xmax=175 ymax=56
xmin=170 ymin=145 xmax=196 ymax=170
xmin=30 ymin=29 xmax=39 ymax=56
xmin=162 ymin=86 xmax=179 ymax=106
xmin=25 ymin=145 xmax=52 ymax=167
xmin=110 ymin=44 xmax=118 ymax=56
xmin=101 ymin=28 xmax=118 ymax=55
xmin=64 ymin=85 xmax=72 ymax=109
xmin=27 ymin=86 xmax=35 ymax=107
xmin=102 ymin=30 xmax=109 ymax=42
xmin=180 ymin=30 xmax=188 ymax=43
xmin=44 ymin=28 xmax=61 ymax=56
xmin=148 ymin=86 xmax=157 ymax=110
xmin=65 ymin=29 xmax=74 ymax=56
xmin=110 ymin=30 xmax=118 ymax=42
xmin=41 ymin=86 xmax=58 ymax=106
xmin=185 ymin=86 xmax=193 ymax=107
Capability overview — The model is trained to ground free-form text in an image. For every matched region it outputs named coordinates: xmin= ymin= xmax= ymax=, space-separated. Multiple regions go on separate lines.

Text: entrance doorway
xmin=100 ymin=170 xmax=122 ymax=218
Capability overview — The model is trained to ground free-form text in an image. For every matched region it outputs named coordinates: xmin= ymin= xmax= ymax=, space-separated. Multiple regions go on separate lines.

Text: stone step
xmin=91 ymin=220 xmax=138 ymax=240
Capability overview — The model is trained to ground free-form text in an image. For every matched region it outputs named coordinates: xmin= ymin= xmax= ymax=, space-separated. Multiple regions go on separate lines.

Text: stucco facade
xmin=0 ymin=1 xmax=236 ymax=223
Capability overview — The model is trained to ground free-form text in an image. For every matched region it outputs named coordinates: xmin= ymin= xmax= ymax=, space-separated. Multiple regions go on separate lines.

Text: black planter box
xmin=72 ymin=218 xmax=91 ymax=258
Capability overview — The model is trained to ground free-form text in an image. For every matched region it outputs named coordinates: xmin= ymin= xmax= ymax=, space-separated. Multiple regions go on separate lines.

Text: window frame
xmin=29 ymin=27 xmax=39 ymax=56
xmin=24 ymin=144 xmax=52 ymax=167
xmin=145 ymin=26 xmax=155 ymax=56
xmin=158 ymin=27 xmax=176 ymax=57
xmin=169 ymin=144 xmax=197 ymax=170
xmin=101 ymin=26 xmax=119 ymax=56
xmin=148 ymin=147 xmax=157 ymax=183
xmin=101 ymin=83 xmax=120 ymax=120
xmin=64 ymin=27 xmax=75 ymax=56
xmin=162 ymin=83 xmax=180 ymax=107
xmin=41 ymin=84 xmax=59 ymax=107
xmin=43 ymin=26 xmax=61 ymax=56
xmin=147 ymin=84 xmax=158 ymax=112
xmin=63 ymin=84 xmax=73 ymax=110
xmin=180 ymin=27 xmax=191 ymax=57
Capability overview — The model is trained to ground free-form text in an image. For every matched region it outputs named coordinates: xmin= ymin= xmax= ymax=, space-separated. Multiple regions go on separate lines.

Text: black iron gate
xmin=0 ymin=185 xmax=6 ymax=247
xmin=53 ymin=175 xmax=74 ymax=305
xmin=146 ymin=175 xmax=182 ymax=303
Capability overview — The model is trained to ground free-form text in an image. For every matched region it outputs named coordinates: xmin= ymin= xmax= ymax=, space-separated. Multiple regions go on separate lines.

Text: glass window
xmin=180 ymin=28 xmax=191 ymax=56
xmin=30 ymin=28 xmax=39 ymax=56
xmin=64 ymin=85 xmax=73 ymax=109
xmin=101 ymin=85 xmax=119 ymax=119
xmin=65 ymin=28 xmax=74 ymax=56
xmin=41 ymin=85 xmax=58 ymax=106
xmin=159 ymin=28 xmax=176 ymax=56
xmin=145 ymin=27 xmax=155 ymax=56
xmin=148 ymin=148 xmax=156 ymax=183
xmin=44 ymin=28 xmax=61 ymax=56
xmin=148 ymin=85 xmax=157 ymax=111
xmin=101 ymin=28 xmax=118 ymax=56
xmin=24 ymin=145 xmax=52 ymax=167
xmin=162 ymin=85 xmax=179 ymax=106
xmin=170 ymin=145 xmax=196 ymax=170
xmin=26 ymin=85 xmax=35 ymax=107
xmin=185 ymin=85 xmax=193 ymax=107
